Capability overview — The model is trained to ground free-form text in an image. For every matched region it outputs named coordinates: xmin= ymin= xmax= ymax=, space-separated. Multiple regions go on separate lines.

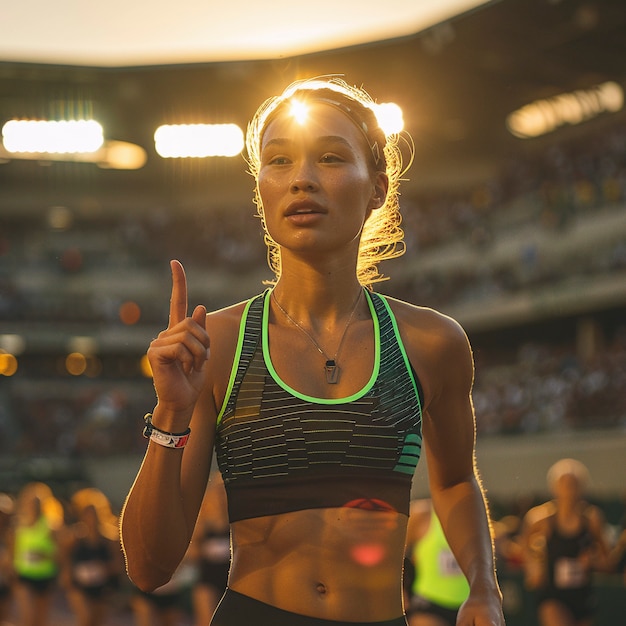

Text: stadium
xmin=0 ymin=0 xmax=625 ymax=624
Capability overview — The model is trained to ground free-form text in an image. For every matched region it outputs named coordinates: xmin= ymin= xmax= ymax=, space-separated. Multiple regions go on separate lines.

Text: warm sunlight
xmin=289 ymin=99 xmax=310 ymax=125
xmin=287 ymin=98 xmax=404 ymax=137
xmin=373 ymin=102 xmax=404 ymax=136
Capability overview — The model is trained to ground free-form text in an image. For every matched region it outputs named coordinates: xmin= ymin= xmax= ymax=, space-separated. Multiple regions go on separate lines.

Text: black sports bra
xmin=215 ymin=289 xmax=423 ymax=522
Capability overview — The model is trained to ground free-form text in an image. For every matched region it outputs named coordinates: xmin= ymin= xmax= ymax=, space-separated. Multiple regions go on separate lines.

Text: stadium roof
xmin=1 ymin=0 xmax=625 ymax=215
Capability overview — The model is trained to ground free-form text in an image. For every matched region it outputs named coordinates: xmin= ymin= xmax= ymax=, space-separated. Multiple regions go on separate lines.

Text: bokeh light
xmin=119 ymin=301 xmax=141 ymax=325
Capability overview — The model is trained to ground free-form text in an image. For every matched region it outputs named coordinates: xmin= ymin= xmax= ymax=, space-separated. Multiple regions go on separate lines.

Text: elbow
xmin=126 ymin=561 xmax=173 ymax=593
xmin=121 ymin=538 xmax=175 ymax=593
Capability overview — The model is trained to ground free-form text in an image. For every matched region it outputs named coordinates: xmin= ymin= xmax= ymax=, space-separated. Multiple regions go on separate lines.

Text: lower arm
xmin=431 ymin=474 xmax=501 ymax=595
xmin=120 ymin=445 xmax=192 ymax=591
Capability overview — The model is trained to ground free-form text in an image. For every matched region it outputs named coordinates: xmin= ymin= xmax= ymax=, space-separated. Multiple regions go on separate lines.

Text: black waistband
xmin=212 ymin=588 xmax=408 ymax=626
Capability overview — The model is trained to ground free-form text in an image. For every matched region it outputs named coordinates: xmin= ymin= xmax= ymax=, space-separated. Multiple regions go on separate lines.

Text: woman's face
xmin=257 ymin=101 xmax=386 ymax=260
xmin=552 ymin=473 xmax=583 ymax=501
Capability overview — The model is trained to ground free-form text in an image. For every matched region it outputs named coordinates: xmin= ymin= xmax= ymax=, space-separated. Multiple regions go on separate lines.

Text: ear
xmin=369 ymin=172 xmax=389 ymax=210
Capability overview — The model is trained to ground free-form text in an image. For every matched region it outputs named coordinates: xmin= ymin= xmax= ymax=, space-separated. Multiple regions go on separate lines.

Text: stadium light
xmin=154 ymin=123 xmax=244 ymax=158
xmin=506 ymin=81 xmax=624 ymax=139
xmin=0 ymin=118 xmax=147 ymax=169
xmin=2 ymin=119 xmax=104 ymax=153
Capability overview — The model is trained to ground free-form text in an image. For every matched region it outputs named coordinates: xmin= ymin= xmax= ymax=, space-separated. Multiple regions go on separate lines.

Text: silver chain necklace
xmin=271 ymin=289 xmax=363 ymax=384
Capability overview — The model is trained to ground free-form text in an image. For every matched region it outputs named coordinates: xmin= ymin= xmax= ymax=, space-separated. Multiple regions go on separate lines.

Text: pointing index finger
xmin=168 ymin=259 xmax=188 ymax=327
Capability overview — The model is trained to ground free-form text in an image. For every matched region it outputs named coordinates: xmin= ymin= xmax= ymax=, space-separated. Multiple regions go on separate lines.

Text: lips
xmin=284 ymin=199 xmax=326 ymax=217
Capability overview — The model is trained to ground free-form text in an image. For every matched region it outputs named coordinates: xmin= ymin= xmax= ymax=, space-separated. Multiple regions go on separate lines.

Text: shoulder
xmin=379 ymin=294 xmax=471 ymax=358
xmin=379 ymin=294 xmax=474 ymax=403
xmin=206 ymin=294 xmax=263 ymax=342
xmin=523 ymin=502 xmax=555 ymax=533
xmin=207 ymin=294 xmax=259 ymax=325
xmin=57 ymin=525 xmax=77 ymax=549
xmin=583 ymin=503 xmax=606 ymax=530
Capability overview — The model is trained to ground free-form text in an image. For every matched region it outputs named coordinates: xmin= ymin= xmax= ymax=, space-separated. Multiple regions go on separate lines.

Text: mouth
xmin=284 ymin=200 xmax=326 ymax=217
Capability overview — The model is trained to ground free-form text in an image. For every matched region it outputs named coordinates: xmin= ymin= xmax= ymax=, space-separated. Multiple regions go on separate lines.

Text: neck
xmin=275 ymin=247 xmax=363 ymax=307
xmin=273 ymin=272 xmax=364 ymax=323
xmin=555 ymin=498 xmax=581 ymax=516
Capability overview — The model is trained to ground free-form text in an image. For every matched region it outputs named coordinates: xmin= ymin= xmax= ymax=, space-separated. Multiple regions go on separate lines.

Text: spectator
xmin=9 ymin=482 xmax=64 ymax=626
xmin=520 ymin=459 xmax=611 ymax=626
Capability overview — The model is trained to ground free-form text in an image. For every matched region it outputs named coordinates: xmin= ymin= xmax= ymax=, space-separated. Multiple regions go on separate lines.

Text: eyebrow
xmin=262 ymin=135 xmax=354 ymax=150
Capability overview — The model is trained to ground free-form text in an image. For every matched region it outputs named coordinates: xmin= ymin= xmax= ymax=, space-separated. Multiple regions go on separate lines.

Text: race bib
xmin=24 ymin=549 xmax=48 ymax=565
xmin=438 ymin=549 xmax=463 ymax=577
xmin=201 ymin=537 xmax=231 ymax=562
xmin=74 ymin=561 xmax=108 ymax=587
xmin=554 ymin=558 xmax=587 ymax=588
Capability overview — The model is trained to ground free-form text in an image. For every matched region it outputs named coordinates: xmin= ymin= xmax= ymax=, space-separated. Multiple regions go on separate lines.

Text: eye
xmin=320 ymin=153 xmax=344 ymax=164
xmin=265 ymin=155 xmax=291 ymax=166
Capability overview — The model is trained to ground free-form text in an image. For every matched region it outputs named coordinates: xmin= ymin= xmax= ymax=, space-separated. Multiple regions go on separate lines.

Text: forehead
xmin=261 ymin=101 xmax=370 ymax=153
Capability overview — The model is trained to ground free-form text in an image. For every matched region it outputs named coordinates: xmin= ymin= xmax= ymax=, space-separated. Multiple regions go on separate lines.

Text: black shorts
xmin=73 ymin=583 xmax=110 ymax=600
xmin=16 ymin=575 xmax=57 ymax=595
xmin=212 ymin=588 xmax=408 ymax=626
xmin=407 ymin=595 xmax=459 ymax=626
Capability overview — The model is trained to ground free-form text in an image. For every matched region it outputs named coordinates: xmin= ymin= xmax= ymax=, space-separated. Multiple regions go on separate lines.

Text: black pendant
xmin=325 ymin=359 xmax=339 ymax=384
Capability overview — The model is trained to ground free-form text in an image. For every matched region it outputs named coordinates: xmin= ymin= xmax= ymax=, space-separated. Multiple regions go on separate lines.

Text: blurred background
xmin=0 ymin=0 xmax=625 ymax=623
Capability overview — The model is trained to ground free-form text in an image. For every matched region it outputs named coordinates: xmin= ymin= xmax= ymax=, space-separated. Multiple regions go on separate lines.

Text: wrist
xmin=467 ymin=577 xmax=503 ymax=601
xmin=143 ymin=413 xmax=191 ymax=449
xmin=150 ymin=404 xmax=193 ymax=433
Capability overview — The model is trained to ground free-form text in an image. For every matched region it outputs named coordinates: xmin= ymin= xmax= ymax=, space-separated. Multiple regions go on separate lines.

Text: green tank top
xmin=412 ymin=513 xmax=469 ymax=609
xmin=13 ymin=516 xmax=58 ymax=580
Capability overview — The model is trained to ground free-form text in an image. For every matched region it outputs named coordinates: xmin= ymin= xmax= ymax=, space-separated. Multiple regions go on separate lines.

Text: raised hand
xmin=147 ymin=260 xmax=210 ymax=420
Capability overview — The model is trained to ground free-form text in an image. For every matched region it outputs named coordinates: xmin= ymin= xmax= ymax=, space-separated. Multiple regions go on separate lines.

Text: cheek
xmin=344 ymin=173 xmax=377 ymax=210
xmin=257 ymin=172 xmax=283 ymax=208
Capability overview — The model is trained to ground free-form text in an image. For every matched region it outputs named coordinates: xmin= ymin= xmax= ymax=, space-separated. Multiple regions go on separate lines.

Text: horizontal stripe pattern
xmin=216 ymin=291 xmax=422 ymax=502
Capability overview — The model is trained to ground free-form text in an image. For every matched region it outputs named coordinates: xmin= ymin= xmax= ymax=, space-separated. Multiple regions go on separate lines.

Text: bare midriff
xmin=229 ymin=506 xmax=408 ymax=621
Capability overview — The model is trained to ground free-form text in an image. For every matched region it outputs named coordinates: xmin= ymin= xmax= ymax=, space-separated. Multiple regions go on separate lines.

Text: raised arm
xmin=120 ymin=260 xmax=214 ymax=591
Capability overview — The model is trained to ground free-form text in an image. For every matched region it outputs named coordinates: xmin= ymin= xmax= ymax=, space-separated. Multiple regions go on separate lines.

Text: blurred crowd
xmin=0 ymin=458 xmax=625 ymax=626
xmin=2 ymin=323 xmax=625 ymax=458
xmin=0 ymin=122 xmax=625 ymax=461
xmin=388 ymin=123 xmax=626 ymax=313
xmin=0 ymin=476 xmax=231 ymax=626
xmin=1 ymin=123 xmax=625 ymax=322
xmin=472 ymin=327 xmax=626 ymax=435
xmin=403 ymin=122 xmax=626 ymax=253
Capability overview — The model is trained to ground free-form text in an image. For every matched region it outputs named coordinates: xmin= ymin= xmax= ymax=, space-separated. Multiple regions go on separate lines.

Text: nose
xmin=290 ymin=161 xmax=318 ymax=193
xmin=290 ymin=178 xmax=317 ymax=193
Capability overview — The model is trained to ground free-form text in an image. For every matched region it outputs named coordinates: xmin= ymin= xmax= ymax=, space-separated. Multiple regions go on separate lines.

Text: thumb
xmin=191 ymin=304 xmax=207 ymax=329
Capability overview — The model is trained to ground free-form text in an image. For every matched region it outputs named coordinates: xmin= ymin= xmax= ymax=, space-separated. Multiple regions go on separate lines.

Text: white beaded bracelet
xmin=143 ymin=413 xmax=190 ymax=449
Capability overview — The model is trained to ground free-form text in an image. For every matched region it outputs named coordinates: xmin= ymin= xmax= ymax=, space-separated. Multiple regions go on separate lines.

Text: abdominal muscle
xmin=228 ymin=507 xmax=409 ymax=622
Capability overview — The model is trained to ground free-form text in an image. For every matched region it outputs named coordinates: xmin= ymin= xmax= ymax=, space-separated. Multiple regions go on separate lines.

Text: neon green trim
xmin=216 ymin=295 xmax=259 ymax=426
xmin=376 ymin=295 xmax=423 ymax=418
xmin=262 ymin=289 xmax=380 ymax=405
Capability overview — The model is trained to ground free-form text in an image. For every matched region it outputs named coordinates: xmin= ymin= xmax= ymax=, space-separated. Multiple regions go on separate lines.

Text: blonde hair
xmin=16 ymin=481 xmax=64 ymax=530
xmin=246 ymin=76 xmax=412 ymax=288
xmin=547 ymin=458 xmax=591 ymax=494
xmin=71 ymin=487 xmax=119 ymax=541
